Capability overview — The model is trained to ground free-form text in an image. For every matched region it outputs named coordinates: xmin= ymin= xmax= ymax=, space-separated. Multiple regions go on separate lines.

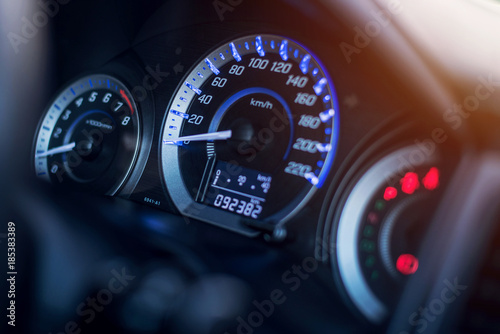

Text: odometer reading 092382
xmin=161 ymin=34 xmax=339 ymax=235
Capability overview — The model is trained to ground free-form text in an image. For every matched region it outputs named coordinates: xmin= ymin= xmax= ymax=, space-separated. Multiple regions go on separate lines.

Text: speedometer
xmin=160 ymin=34 xmax=339 ymax=235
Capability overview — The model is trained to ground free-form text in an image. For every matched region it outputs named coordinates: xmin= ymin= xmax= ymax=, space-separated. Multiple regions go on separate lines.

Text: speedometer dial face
xmin=161 ymin=34 xmax=339 ymax=234
xmin=34 ymin=74 xmax=140 ymax=195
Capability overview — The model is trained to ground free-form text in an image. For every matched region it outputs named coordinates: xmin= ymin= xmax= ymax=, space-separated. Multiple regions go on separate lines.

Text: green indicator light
xmin=365 ymin=255 xmax=376 ymax=267
xmin=363 ymin=225 xmax=375 ymax=238
xmin=371 ymin=270 xmax=380 ymax=281
xmin=375 ymin=200 xmax=385 ymax=211
xmin=360 ymin=239 xmax=376 ymax=253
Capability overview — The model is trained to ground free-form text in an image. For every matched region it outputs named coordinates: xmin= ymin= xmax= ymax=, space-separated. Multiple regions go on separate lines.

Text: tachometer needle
xmin=36 ymin=142 xmax=76 ymax=158
xmin=163 ymin=130 xmax=232 ymax=144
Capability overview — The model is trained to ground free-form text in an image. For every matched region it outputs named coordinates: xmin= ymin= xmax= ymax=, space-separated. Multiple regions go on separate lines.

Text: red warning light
xmin=383 ymin=187 xmax=398 ymax=201
xmin=422 ymin=167 xmax=440 ymax=191
xmin=400 ymin=172 xmax=420 ymax=195
xmin=396 ymin=254 xmax=419 ymax=275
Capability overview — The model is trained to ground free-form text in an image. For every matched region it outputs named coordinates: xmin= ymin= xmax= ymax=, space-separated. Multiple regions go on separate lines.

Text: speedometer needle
xmin=36 ymin=142 xmax=76 ymax=158
xmin=163 ymin=130 xmax=232 ymax=144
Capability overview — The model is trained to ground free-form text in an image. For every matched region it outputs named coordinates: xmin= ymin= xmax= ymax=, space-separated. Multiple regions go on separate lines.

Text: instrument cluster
xmin=33 ymin=32 xmax=341 ymax=236
xmin=31 ymin=1 xmax=458 ymax=327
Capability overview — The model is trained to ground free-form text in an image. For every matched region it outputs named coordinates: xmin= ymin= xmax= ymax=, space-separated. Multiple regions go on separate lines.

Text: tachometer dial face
xmin=34 ymin=74 xmax=140 ymax=195
xmin=161 ymin=34 xmax=339 ymax=234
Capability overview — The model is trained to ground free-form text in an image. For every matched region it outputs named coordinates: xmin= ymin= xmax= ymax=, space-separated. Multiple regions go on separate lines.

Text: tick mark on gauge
xmin=229 ymin=43 xmax=242 ymax=62
xmin=255 ymin=36 xmax=265 ymax=57
xmin=304 ymin=172 xmax=319 ymax=186
xmin=319 ymin=108 xmax=335 ymax=122
xmin=279 ymin=40 xmax=288 ymax=61
xmin=170 ymin=109 xmax=189 ymax=119
xmin=313 ymin=78 xmax=327 ymax=95
xmin=300 ymin=55 xmax=311 ymax=74
xmin=205 ymin=58 xmax=220 ymax=75
xmin=316 ymin=143 xmax=332 ymax=153
xmin=185 ymin=82 xmax=202 ymax=95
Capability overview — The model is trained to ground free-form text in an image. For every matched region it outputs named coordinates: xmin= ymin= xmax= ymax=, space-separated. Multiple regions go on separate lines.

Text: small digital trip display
xmin=206 ymin=161 xmax=272 ymax=219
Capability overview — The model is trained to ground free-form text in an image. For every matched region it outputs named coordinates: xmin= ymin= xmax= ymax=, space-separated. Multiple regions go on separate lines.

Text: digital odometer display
xmin=206 ymin=161 xmax=272 ymax=219
xmin=160 ymin=34 xmax=340 ymax=235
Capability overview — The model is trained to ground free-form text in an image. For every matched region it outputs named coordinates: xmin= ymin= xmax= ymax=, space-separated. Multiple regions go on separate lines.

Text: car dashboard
xmin=1 ymin=0 xmax=500 ymax=333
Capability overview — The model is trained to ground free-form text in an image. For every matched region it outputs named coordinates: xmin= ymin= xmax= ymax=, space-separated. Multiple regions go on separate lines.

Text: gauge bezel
xmin=160 ymin=33 xmax=340 ymax=236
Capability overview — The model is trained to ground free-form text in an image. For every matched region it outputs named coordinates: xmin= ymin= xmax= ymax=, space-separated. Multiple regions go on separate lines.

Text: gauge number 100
xmin=213 ymin=194 xmax=263 ymax=219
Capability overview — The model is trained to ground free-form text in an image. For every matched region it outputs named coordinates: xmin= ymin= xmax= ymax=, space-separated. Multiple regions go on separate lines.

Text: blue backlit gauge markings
xmin=161 ymin=34 xmax=340 ymax=234
xmin=33 ymin=74 xmax=140 ymax=195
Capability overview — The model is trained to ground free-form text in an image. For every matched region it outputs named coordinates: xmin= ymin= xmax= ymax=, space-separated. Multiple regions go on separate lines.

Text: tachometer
xmin=161 ymin=34 xmax=339 ymax=235
xmin=33 ymin=74 xmax=140 ymax=195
